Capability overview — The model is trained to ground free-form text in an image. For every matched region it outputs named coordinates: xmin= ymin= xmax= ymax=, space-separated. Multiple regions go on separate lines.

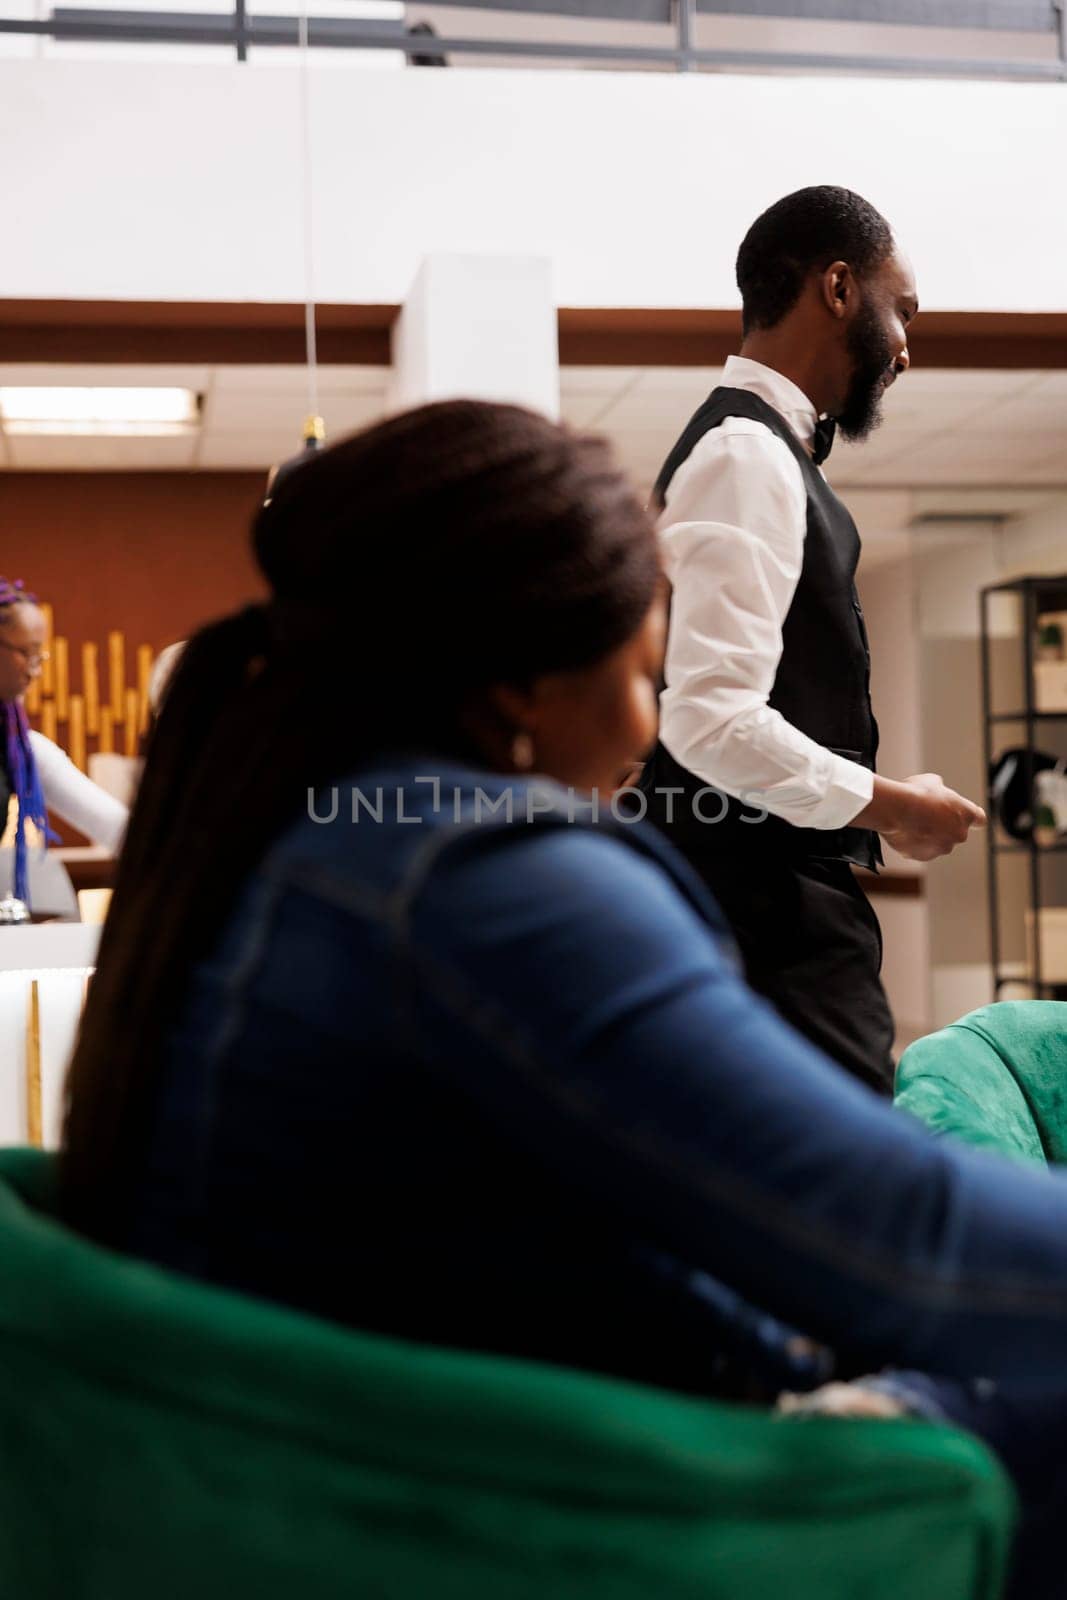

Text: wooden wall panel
xmin=0 ymin=471 xmax=268 ymax=846
xmin=4 ymin=300 xmax=1067 ymax=369
xmin=0 ymin=471 xmax=267 ymax=652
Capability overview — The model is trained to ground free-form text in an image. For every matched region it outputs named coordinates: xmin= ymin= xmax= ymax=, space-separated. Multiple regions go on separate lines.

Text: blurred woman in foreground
xmin=63 ymin=401 xmax=1067 ymax=1593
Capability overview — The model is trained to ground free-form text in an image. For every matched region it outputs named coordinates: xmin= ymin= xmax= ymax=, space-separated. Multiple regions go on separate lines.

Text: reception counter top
xmin=0 ymin=924 xmax=101 ymax=972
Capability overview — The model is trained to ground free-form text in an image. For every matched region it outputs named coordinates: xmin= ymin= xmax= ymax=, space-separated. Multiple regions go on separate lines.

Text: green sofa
xmin=896 ymin=1000 xmax=1067 ymax=1168
xmin=0 ymin=1146 xmax=1013 ymax=1599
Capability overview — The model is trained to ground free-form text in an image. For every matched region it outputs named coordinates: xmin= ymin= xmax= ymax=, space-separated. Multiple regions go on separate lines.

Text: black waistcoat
xmin=641 ymin=386 xmax=882 ymax=871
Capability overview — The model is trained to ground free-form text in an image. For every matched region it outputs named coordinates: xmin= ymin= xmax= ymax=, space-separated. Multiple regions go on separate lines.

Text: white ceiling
xmin=559 ymin=363 xmax=1067 ymax=493
xmin=0 ymin=362 xmax=392 ymax=472
xmin=560 ymin=364 xmax=1067 ymax=567
xmin=2 ymin=363 xmax=1067 ymax=553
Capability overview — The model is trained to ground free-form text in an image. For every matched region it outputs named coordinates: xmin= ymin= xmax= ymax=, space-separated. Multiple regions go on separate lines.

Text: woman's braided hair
xmin=61 ymin=399 xmax=659 ymax=1237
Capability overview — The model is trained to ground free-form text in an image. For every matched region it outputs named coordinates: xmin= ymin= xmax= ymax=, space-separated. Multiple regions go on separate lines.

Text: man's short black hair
xmin=736 ymin=186 xmax=893 ymax=336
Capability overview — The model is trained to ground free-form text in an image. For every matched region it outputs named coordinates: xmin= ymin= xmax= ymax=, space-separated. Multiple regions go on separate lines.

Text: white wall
xmin=860 ymin=550 xmax=923 ymax=785
xmin=998 ymin=495 xmax=1067 ymax=579
xmin=858 ymin=551 xmax=929 ymax=1038
xmin=860 ymin=525 xmax=1016 ymax=1036
xmin=876 ymin=898 xmax=931 ymax=1047
xmin=913 ymin=521 xmax=1002 ymax=1028
xmin=2 ymin=60 xmax=1067 ymax=309
xmin=863 ymin=505 xmax=1067 ymax=1036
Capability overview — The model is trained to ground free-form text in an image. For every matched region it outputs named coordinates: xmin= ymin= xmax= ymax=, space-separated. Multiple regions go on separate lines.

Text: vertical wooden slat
xmin=26 ymin=981 xmax=42 ymax=1149
xmin=69 ymin=693 xmax=87 ymax=773
xmin=24 ymin=677 xmax=41 ymax=716
xmin=39 ymin=604 xmax=54 ymax=696
xmin=109 ymin=631 xmax=126 ymax=722
xmin=83 ymin=641 xmax=100 ymax=736
xmin=124 ymin=689 xmax=140 ymax=757
xmin=98 ymin=707 xmax=115 ymax=755
xmin=54 ymin=636 xmax=70 ymax=722
xmin=39 ymin=701 xmax=57 ymax=744
xmin=136 ymin=645 xmax=154 ymax=735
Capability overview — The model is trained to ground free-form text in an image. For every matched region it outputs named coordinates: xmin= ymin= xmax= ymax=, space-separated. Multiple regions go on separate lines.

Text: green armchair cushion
xmin=0 ymin=1148 xmax=1014 ymax=1600
xmin=896 ymin=1002 xmax=1067 ymax=1166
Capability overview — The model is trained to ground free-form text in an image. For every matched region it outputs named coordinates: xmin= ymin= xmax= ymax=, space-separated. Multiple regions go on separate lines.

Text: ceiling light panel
xmin=0 ymin=386 xmax=200 ymax=435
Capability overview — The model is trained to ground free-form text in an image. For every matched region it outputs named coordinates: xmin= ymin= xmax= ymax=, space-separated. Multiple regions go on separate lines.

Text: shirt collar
xmin=721 ymin=354 xmax=820 ymax=452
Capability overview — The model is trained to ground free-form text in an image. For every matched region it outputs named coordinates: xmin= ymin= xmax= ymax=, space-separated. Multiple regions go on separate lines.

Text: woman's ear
xmin=491 ymin=681 xmax=540 ymax=733
xmin=461 ymin=680 xmax=541 ymax=772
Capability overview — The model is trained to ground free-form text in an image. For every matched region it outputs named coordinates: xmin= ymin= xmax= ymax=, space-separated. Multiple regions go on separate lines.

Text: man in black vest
xmin=637 ymin=186 xmax=984 ymax=1092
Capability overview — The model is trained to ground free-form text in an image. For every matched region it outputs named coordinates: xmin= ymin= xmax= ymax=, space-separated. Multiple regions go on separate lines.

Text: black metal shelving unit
xmin=981 ymin=575 xmax=1067 ymax=999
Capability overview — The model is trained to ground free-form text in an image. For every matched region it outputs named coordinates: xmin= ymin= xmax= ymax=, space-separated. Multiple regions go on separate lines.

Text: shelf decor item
xmin=1034 ymin=612 xmax=1067 ymax=709
xmin=1037 ymin=619 xmax=1064 ymax=661
xmin=988 ymin=746 xmax=1057 ymax=840
xmin=1033 ymin=765 xmax=1067 ymax=848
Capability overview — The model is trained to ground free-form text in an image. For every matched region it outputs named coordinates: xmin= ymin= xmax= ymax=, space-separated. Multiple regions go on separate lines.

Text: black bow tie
xmin=812 ymin=416 xmax=836 ymax=467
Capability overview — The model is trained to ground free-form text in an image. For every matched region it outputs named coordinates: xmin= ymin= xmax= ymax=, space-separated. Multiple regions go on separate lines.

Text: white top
xmin=28 ymin=731 xmax=128 ymax=854
xmin=657 ymin=353 xmax=875 ymax=831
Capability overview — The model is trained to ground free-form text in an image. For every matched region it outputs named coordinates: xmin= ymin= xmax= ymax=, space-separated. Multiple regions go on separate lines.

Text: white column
xmin=389 ymin=254 xmax=559 ymax=419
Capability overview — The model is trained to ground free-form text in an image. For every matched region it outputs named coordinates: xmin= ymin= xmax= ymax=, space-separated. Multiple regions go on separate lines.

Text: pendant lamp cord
xmin=298 ymin=0 xmax=319 ymax=422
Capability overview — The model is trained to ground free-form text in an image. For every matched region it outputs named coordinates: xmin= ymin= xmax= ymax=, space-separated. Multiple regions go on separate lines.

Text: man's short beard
xmin=836 ymin=300 xmax=895 ymax=443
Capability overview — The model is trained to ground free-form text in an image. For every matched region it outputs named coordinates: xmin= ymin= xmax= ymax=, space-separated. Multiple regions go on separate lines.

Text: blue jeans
xmin=871 ymin=1372 xmax=1067 ymax=1598
xmin=126 ymin=762 xmax=1067 ymax=1397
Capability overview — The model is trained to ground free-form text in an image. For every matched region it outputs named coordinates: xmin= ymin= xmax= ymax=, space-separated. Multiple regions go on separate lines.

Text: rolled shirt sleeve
xmin=657 ymin=420 xmax=874 ymax=831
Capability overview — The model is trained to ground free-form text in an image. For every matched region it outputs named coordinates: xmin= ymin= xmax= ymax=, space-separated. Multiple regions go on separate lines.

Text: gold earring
xmin=511 ymin=732 xmax=535 ymax=771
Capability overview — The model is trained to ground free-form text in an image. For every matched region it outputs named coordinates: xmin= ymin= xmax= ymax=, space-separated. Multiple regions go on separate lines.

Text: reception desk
xmin=0 ymin=925 xmax=101 ymax=1149
xmin=0 ymin=924 xmax=101 ymax=972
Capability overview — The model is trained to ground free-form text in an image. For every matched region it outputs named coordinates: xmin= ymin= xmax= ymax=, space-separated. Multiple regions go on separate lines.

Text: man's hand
xmin=778 ymin=1383 xmax=908 ymax=1421
xmin=854 ymin=773 xmax=986 ymax=862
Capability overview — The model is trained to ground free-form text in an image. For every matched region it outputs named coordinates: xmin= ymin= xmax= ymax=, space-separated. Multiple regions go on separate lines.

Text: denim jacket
xmin=130 ymin=761 xmax=1067 ymax=1395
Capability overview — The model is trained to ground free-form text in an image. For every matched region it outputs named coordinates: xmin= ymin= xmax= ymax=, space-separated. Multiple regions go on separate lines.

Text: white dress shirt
xmin=658 ymin=354 xmax=875 ymax=831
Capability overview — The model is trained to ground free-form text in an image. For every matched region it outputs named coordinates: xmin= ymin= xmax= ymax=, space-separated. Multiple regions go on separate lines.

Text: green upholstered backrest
xmin=896 ymin=1002 xmax=1067 ymax=1167
xmin=0 ymin=1148 xmax=1013 ymax=1600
